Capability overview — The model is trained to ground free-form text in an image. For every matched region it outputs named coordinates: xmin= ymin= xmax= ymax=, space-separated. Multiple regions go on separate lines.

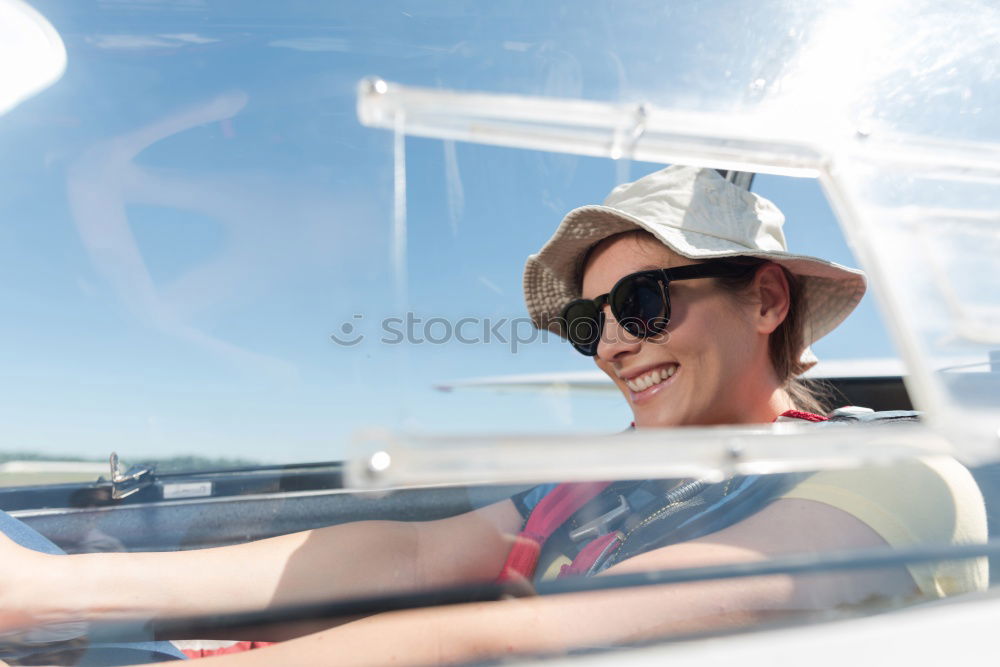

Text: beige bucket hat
xmin=523 ymin=165 xmax=866 ymax=371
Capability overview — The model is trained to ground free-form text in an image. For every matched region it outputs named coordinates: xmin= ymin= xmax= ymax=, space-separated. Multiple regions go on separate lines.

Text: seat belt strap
xmin=779 ymin=409 xmax=828 ymax=422
xmin=497 ymin=481 xmax=611 ymax=582
xmin=559 ymin=530 xmax=623 ymax=578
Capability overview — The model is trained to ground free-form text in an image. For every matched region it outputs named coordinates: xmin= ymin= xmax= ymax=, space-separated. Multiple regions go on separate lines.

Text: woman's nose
xmin=595 ymin=306 xmax=642 ymax=361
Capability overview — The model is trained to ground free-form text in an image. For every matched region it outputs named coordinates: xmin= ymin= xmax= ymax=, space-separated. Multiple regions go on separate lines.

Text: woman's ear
xmin=753 ymin=263 xmax=791 ymax=335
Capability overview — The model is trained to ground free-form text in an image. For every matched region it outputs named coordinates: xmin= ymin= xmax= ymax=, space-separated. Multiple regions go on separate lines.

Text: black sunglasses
xmin=561 ymin=260 xmax=756 ymax=356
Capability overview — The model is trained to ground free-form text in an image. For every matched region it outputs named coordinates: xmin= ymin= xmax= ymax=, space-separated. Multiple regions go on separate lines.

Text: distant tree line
xmin=0 ymin=451 xmax=260 ymax=472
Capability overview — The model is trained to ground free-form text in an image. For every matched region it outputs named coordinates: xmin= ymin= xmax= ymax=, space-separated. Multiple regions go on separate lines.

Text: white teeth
xmin=624 ymin=365 xmax=678 ymax=392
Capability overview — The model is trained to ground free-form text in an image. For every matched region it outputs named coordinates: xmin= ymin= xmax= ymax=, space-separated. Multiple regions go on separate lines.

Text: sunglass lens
xmin=563 ymin=301 xmax=602 ymax=356
xmin=612 ymin=275 xmax=668 ymax=337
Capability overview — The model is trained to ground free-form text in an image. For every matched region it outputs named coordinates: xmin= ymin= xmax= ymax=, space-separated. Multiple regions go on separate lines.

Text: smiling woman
xmin=0 ymin=165 xmax=988 ymax=667
xmin=526 ymin=166 xmax=866 ymax=424
xmin=582 ymin=234 xmax=796 ymax=426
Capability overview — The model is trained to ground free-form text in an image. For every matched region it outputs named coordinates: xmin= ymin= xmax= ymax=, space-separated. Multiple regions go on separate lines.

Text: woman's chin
xmin=632 ymin=409 xmax=683 ymax=429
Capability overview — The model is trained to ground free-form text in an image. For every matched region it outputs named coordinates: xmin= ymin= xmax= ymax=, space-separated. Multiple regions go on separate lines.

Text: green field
xmin=0 ymin=452 xmax=262 ymax=489
xmin=0 ymin=472 xmax=104 ymax=487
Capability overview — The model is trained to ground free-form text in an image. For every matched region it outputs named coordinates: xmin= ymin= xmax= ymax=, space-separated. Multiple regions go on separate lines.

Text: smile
xmin=620 ymin=364 xmax=678 ymax=393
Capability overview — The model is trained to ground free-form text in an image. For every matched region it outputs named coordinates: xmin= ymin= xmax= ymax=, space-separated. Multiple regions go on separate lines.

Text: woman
xmin=0 ymin=166 xmax=986 ymax=665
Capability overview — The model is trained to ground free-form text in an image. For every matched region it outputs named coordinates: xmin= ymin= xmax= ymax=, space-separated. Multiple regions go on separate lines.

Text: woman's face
xmin=581 ymin=234 xmax=778 ymax=428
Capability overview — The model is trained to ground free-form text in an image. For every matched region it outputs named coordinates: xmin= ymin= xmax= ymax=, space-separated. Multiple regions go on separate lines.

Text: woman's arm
xmin=182 ymin=497 xmax=917 ymax=666
xmin=0 ymin=499 xmax=523 ymax=637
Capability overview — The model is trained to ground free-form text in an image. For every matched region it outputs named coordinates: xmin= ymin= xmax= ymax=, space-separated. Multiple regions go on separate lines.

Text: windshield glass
xmin=1 ymin=1 xmax=998 ymax=665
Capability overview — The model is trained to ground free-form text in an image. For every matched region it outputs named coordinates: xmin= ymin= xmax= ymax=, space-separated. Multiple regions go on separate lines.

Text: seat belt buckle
xmin=568 ymin=494 xmax=630 ymax=542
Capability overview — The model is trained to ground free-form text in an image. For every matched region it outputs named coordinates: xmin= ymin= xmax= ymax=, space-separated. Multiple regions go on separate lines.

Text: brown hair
xmin=710 ymin=256 xmax=831 ymax=415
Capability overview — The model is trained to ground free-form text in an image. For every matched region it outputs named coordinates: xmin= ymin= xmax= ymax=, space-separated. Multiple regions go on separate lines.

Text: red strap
xmin=182 ymin=642 xmax=274 ymax=659
xmin=497 ymin=481 xmax=611 ymax=582
xmin=558 ymin=531 xmax=622 ymax=578
xmin=779 ymin=409 xmax=828 ymax=422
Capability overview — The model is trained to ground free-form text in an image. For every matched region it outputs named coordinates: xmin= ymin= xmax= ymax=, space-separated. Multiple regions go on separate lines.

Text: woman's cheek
xmin=594 ymin=360 xmax=626 ymax=399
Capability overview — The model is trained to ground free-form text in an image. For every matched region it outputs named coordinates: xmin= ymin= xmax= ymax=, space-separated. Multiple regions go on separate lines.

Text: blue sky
xmin=0 ymin=2 xmax=898 ymax=464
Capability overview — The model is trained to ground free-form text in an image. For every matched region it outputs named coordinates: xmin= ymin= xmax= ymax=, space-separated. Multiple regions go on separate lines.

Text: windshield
xmin=1 ymin=1 xmax=999 ymax=665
